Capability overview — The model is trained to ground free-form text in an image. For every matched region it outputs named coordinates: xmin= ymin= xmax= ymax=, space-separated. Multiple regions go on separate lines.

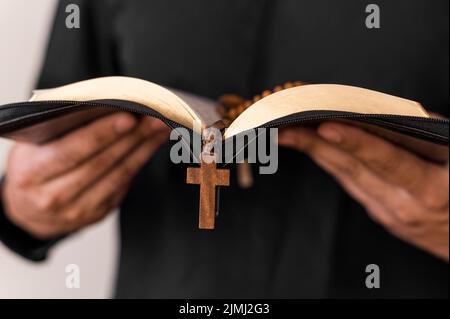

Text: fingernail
xmin=115 ymin=114 xmax=137 ymax=133
xmin=318 ymin=125 xmax=341 ymax=143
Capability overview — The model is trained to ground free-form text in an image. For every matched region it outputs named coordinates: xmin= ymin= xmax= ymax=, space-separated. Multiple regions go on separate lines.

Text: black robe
xmin=0 ymin=0 xmax=448 ymax=298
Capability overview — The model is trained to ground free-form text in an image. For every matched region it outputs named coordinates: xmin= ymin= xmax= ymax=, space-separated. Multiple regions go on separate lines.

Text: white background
xmin=0 ymin=0 xmax=118 ymax=299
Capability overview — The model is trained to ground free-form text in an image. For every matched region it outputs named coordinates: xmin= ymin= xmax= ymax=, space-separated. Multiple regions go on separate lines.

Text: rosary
xmin=187 ymin=81 xmax=306 ymax=229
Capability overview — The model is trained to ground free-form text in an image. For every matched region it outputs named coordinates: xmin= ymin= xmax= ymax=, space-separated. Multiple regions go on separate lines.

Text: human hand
xmin=2 ymin=112 xmax=170 ymax=239
xmin=278 ymin=122 xmax=449 ymax=261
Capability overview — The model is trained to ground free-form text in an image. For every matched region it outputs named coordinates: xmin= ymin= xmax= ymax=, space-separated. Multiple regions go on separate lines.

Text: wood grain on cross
xmin=186 ymin=153 xmax=230 ymax=229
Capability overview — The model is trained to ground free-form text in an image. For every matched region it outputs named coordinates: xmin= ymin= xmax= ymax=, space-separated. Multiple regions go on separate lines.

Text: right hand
xmin=1 ymin=112 xmax=170 ymax=240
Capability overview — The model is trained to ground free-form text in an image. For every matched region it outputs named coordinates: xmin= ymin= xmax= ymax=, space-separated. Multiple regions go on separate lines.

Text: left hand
xmin=278 ymin=122 xmax=449 ymax=261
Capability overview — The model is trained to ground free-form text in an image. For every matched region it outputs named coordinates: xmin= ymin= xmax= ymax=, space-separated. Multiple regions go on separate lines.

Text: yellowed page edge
xmin=224 ymin=84 xmax=428 ymax=139
xmin=30 ymin=76 xmax=203 ymax=131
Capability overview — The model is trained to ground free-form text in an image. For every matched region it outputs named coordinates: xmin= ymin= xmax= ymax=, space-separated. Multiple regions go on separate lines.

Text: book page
xmin=30 ymin=76 xmax=203 ymax=130
xmin=171 ymin=89 xmax=221 ymax=127
xmin=224 ymin=84 xmax=429 ymax=139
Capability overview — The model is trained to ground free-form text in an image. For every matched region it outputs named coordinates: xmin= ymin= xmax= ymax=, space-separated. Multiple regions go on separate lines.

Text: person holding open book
xmin=0 ymin=0 xmax=448 ymax=298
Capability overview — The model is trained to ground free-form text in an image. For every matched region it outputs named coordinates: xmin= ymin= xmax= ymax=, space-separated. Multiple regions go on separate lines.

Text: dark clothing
xmin=0 ymin=0 xmax=448 ymax=298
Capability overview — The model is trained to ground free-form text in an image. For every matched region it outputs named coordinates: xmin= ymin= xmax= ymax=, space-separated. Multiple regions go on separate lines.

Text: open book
xmin=0 ymin=76 xmax=448 ymax=162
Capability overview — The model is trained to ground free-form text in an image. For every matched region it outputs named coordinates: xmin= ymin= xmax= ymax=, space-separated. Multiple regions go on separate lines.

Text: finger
xmin=2 ymin=190 xmax=74 ymax=238
xmin=78 ymin=186 xmax=129 ymax=229
xmin=62 ymin=132 xmax=168 ymax=224
xmin=1 ymin=177 xmax=70 ymax=226
xmin=332 ymin=171 xmax=398 ymax=227
xmin=26 ymin=112 xmax=138 ymax=183
xmin=40 ymin=118 xmax=169 ymax=210
xmin=278 ymin=127 xmax=422 ymax=222
xmin=316 ymin=122 xmax=430 ymax=195
xmin=52 ymin=186 xmax=130 ymax=235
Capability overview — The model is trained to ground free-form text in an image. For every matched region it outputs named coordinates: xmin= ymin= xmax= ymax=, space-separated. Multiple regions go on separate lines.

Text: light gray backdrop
xmin=0 ymin=0 xmax=118 ymax=299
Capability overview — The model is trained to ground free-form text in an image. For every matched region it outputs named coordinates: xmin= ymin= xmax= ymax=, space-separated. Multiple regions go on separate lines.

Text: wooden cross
xmin=186 ymin=153 xmax=230 ymax=229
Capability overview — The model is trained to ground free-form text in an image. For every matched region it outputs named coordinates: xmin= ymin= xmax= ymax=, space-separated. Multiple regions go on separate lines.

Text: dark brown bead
xmin=262 ymin=90 xmax=271 ymax=97
xmin=294 ymin=81 xmax=306 ymax=87
xmin=228 ymin=108 xmax=238 ymax=119
xmin=273 ymin=85 xmax=283 ymax=92
xmin=283 ymin=82 xmax=294 ymax=89
xmin=218 ymin=94 xmax=245 ymax=108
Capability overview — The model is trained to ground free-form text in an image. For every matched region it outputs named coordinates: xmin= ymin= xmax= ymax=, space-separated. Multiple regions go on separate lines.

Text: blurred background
xmin=0 ymin=0 xmax=117 ymax=299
